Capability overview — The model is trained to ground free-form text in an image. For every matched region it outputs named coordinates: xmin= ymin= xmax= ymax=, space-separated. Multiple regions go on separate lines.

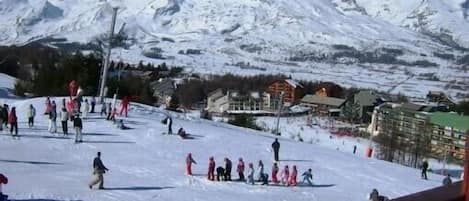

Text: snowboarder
xmin=186 ymin=153 xmax=197 ymax=175
xmin=48 ymin=101 xmax=57 ymax=133
xmin=237 ymin=158 xmax=245 ymax=181
xmin=0 ymin=173 xmax=8 ymax=201
xmin=272 ymin=138 xmax=280 ymax=162
xmin=73 ymin=113 xmax=83 ymax=143
xmin=8 ymin=107 xmax=17 ymax=136
xmin=443 ymin=174 xmax=452 ymax=186
xmin=27 ymin=104 xmax=36 ymax=128
xmin=90 ymin=97 xmax=96 ymax=113
xmin=302 ymin=168 xmax=313 ymax=186
xmin=44 ymin=97 xmax=51 ymax=115
xmin=89 ymin=152 xmax=108 ymax=190
xmin=421 ymin=160 xmax=429 ymax=180
xmin=247 ymin=163 xmax=255 ymax=185
xmin=353 ymin=145 xmax=357 ymax=154
xmin=60 ymin=107 xmax=68 ymax=135
xmin=208 ymin=157 xmax=215 ymax=181
xmin=288 ymin=165 xmax=298 ymax=186
xmin=281 ymin=165 xmax=290 ymax=185
xmin=271 ymin=162 xmax=279 ymax=184
xmin=224 ymin=158 xmax=232 ymax=181
xmin=257 ymin=160 xmax=264 ymax=182
xmin=216 ymin=166 xmax=225 ymax=181
xmin=120 ymin=96 xmax=129 ymax=117
xmin=83 ymin=99 xmax=90 ymax=118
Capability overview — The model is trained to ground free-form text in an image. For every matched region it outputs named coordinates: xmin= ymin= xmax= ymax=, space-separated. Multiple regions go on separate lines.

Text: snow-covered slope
xmin=0 ymin=0 xmax=468 ymax=100
xmin=0 ymin=97 xmax=444 ymax=201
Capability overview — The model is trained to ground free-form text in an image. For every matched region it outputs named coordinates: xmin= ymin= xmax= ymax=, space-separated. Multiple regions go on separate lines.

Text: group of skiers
xmin=184 ymin=139 xmax=314 ymax=187
xmin=0 ymin=104 xmax=19 ymax=136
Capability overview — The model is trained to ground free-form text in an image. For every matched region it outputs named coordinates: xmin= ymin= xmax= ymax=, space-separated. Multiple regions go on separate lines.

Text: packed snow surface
xmin=0 ymin=97 xmax=445 ymax=201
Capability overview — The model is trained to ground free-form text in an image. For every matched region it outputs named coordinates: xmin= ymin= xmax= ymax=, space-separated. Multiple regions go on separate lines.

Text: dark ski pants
xmin=238 ymin=172 xmax=245 ymax=181
xmin=62 ymin=121 xmax=68 ymax=135
xmin=10 ymin=122 xmax=17 ymax=135
xmin=274 ymin=150 xmax=279 ymax=161
xmin=90 ymin=103 xmax=95 ymax=113
xmin=224 ymin=170 xmax=232 ymax=181
xmin=28 ymin=117 xmax=34 ymax=127
xmin=421 ymin=169 xmax=428 ymax=180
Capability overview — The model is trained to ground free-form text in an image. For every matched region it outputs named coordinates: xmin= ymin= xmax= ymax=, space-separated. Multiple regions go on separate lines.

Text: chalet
xmin=342 ymin=90 xmax=380 ymax=123
xmin=206 ymin=89 xmax=267 ymax=114
xmin=265 ymin=79 xmax=304 ymax=107
xmin=300 ymin=95 xmax=346 ymax=116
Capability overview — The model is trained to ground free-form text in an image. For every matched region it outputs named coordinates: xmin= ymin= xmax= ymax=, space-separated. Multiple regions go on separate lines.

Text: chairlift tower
xmin=98 ymin=7 xmax=119 ymax=103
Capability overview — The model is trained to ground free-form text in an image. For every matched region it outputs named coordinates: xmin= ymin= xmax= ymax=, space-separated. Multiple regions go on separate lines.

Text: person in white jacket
xmin=27 ymin=104 xmax=36 ymax=128
xmin=60 ymin=107 xmax=68 ymax=135
xmin=247 ymin=163 xmax=255 ymax=185
xmin=83 ymin=99 xmax=90 ymax=118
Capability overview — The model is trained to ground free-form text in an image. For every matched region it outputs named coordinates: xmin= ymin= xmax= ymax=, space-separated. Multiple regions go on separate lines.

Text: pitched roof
xmin=353 ymin=90 xmax=377 ymax=106
xmin=301 ymin=95 xmax=346 ymax=107
xmin=430 ymin=112 xmax=469 ymax=132
xmin=285 ymin=79 xmax=303 ymax=88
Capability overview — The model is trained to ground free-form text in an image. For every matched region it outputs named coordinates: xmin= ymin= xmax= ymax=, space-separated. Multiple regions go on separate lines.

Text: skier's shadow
xmin=104 ymin=186 xmax=174 ymax=191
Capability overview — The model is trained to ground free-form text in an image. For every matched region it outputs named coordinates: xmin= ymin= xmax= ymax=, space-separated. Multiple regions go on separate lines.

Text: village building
xmin=265 ymin=79 xmax=304 ymax=108
xmin=300 ymin=94 xmax=346 ymax=116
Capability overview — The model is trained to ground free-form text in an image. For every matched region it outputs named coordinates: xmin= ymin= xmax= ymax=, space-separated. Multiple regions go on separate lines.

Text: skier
xmin=216 ymin=166 xmax=225 ymax=181
xmin=167 ymin=116 xmax=173 ymax=134
xmin=73 ymin=113 xmax=83 ymax=143
xmin=100 ymin=102 xmax=107 ymax=116
xmin=353 ymin=145 xmax=357 ymax=154
xmin=288 ymin=165 xmax=298 ymax=186
xmin=237 ymin=158 xmax=245 ymax=181
xmin=178 ymin=127 xmax=188 ymax=138
xmin=44 ymin=97 xmax=51 ymax=115
xmin=281 ymin=165 xmax=290 ymax=185
xmin=106 ymin=103 xmax=112 ymax=120
xmin=271 ymin=162 xmax=279 ymax=184
xmin=442 ymin=174 xmax=452 ymax=186
xmin=27 ymin=104 xmax=36 ymax=128
xmin=186 ymin=153 xmax=197 ymax=175
xmin=301 ymin=168 xmax=313 ymax=186
xmin=8 ymin=107 xmax=17 ymax=136
xmin=116 ymin=120 xmax=130 ymax=130
xmin=257 ymin=160 xmax=264 ymax=182
xmin=60 ymin=107 xmax=68 ymax=135
xmin=272 ymin=138 xmax=280 ymax=162
xmin=89 ymin=152 xmax=108 ymax=190
xmin=83 ymin=99 xmax=90 ymax=118
xmin=120 ymin=96 xmax=129 ymax=117
xmin=2 ymin=105 xmax=8 ymax=129
xmin=224 ymin=158 xmax=232 ymax=181
xmin=421 ymin=160 xmax=429 ymax=180
xmin=0 ymin=173 xmax=8 ymax=201
xmin=69 ymin=80 xmax=78 ymax=98
xmin=108 ymin=107 xmax=117 ymax=122
xmin=247 ymin=163 xmax=255 ymax=185
xmin=48 ymin=101 xmax=57 ymax=133
xmin=90 ymin=96 xmax=96 ymax=113
xmin=207 ymin=157 xmax=215 ymax=181
xmin=369 ymin=189 xmax=379 ymax=201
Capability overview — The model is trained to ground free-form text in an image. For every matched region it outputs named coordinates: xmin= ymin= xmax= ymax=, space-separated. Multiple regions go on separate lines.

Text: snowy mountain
xmin=0 ymin=0 xmax=468 ymax=100
xmin=0 ymin=96 xmax=445 ymax=201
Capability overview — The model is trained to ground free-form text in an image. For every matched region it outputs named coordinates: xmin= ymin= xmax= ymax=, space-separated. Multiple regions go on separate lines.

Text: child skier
xmin=247 ymin=163 xmax=255 ymax=185
xmin=302 ymin=168 xmax=313 ymax=186
xmin=207 ymin=157 xmax=215 ymax=181
xmin=73 ymin=114 xmax=83 ymax=143
xmin=271 ymin=162 xmax=279 ymax=184
xmin=281 ymin=165 xmax=290 ymax=185
xmin=186 ymin=153 xmax=197 ymax=175
xmin=288 ymin=165 xmax=298 ymax=186
xmin=237 ymin=158 xmax=245 ymax=181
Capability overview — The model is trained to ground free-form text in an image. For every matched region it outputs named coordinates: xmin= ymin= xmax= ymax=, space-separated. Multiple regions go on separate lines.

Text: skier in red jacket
xmin=120 ymin=96 xmax=129 ymax=117
xmin=288 ymin=165 xmax=298 ymax=186
xmin=186 ymin=153 xmax=197 ymax=175
xmin=236 ymin=158 xmax=245 ymax=181
xmin=208 ymin=157 xmax=215 ymax=181
xmin=8 ymin=107 xmax=17 ymax=136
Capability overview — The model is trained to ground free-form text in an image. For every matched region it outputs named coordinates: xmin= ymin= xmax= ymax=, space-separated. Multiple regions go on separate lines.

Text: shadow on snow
xmin=0 ymin=159 xmax=62 ymax=165
xmin=104 ymin=186 xmax=174 ymax=191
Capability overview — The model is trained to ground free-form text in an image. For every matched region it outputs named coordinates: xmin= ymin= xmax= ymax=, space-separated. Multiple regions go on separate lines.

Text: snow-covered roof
xmin=285 ymin=79 xmax=303 ymax=88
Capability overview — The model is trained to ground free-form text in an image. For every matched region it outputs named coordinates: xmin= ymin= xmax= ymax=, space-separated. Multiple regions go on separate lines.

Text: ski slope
xmin=0 ymin=97 xmax=444 ymax=201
